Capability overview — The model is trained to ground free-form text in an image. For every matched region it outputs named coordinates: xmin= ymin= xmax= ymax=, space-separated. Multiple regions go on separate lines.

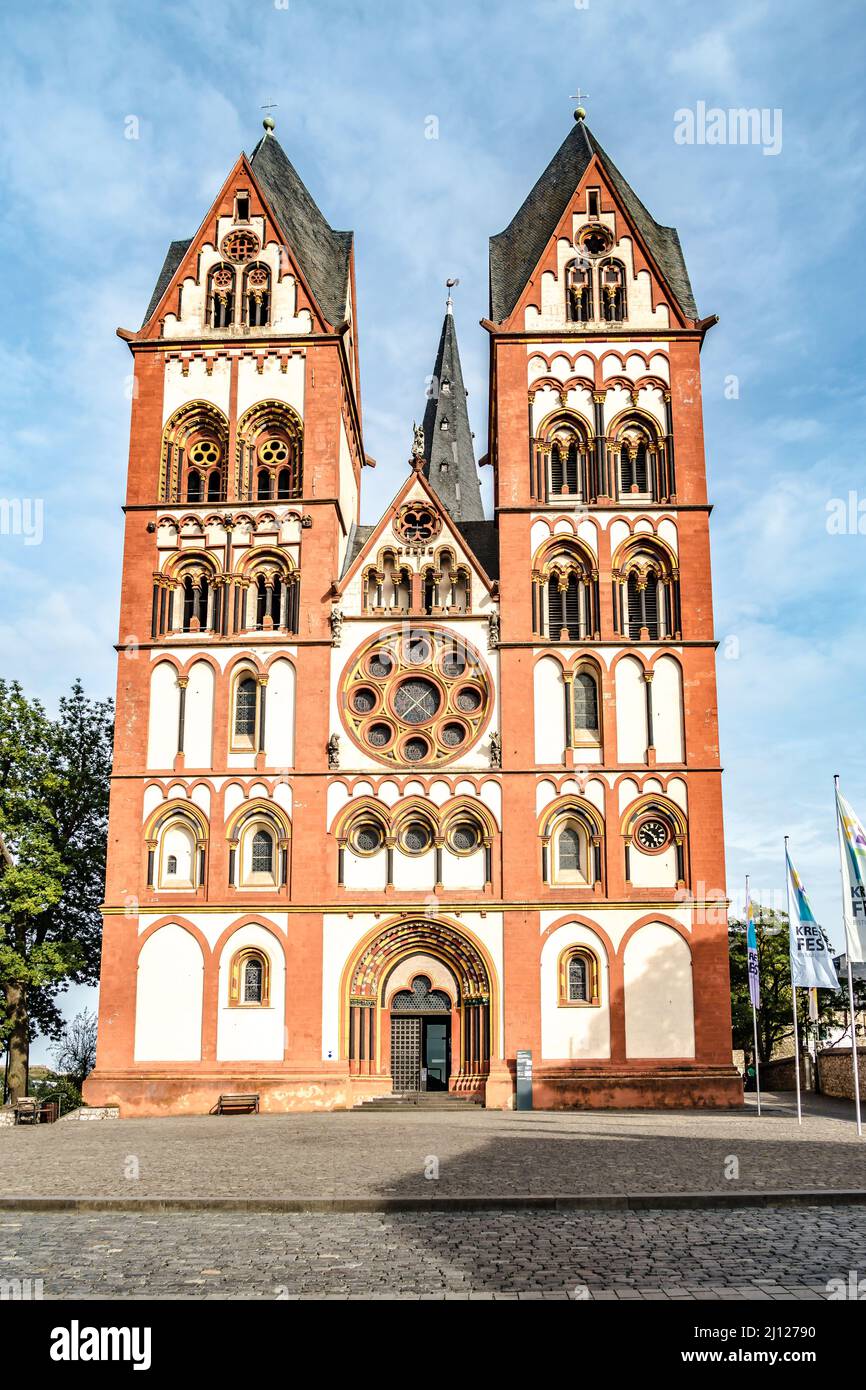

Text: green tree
xmin=729 ymin=906 xmax=866 ymax=1067
xmin=0 ymin=680 xmax=112 ymax=1103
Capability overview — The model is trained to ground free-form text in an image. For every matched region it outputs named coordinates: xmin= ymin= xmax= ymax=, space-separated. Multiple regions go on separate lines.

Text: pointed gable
xmin=248 ymin=132 xmax=353 ymax=328
xmin=138 ymin=130 xmax=353 ymax=334
xmin=421 ymin=301 xmax=484 ymax=523
xmin=338 ymin=467 xmax=497 ymax=599
xmin=489 ymin=118 xmax=697 ymax=325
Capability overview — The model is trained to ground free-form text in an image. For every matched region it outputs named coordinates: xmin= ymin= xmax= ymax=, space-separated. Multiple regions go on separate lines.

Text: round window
xmin=341 ymin=627 xmax=491 ymax=767
xmin=393 ymin=677 xmax=440 ymax=724
xmin=189 ymin=438 xmax=220 ymax=466
xmin=402 ymin=821 xmax=432 ymax=854
xmin=402 ymin=736 xmax=429 ymax=762
xmin=259 ymin=438 xmax=289 ymax=465
xmin=455 ymin=685 xmax=482 ymax=713
xmin=352 ymin=822 xmax=383 ymax=854
xmin=450 ymin=822 xmax=479 ymax=854
xmin=368 ymin=651 xmax=394 ymax=679
xmin=221 ymin=229 xmax=261 ymax=263
xmin=352 ymin=687 xmax=377 ymax=714
xmin=440 ymin=722 xmax=465 ymax=747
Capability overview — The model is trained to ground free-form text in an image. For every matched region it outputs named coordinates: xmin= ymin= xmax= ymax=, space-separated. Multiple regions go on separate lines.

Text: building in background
xmin=85 ymin=111 xmax=739 ymax=1114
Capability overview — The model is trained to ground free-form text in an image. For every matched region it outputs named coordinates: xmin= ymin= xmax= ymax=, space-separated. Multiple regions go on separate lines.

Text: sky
xmin=1 ymin=0 xmax=865 ymax=1057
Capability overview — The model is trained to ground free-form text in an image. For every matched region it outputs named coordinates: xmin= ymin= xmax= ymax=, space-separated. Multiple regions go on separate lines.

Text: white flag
xmin=786 ymin=850 xmax=839 ymax=989
xmin=835 ymin=787 xmax=866 ymax=964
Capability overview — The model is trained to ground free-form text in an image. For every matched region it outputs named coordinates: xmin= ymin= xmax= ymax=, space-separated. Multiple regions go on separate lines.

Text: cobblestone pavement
xmin=1 ymin=1205 xmax=863 ymax=1299
xmin=1 ymin=1096 xmax=864 ymax=1200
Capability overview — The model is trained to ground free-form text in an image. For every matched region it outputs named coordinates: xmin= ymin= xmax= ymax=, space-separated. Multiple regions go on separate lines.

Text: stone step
xmin=354 ymin=1092 xmax=483 ymax=1111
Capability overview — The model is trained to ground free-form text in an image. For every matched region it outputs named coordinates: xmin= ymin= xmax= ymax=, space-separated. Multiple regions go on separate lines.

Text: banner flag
xmin=835 ymin=787 xmax=866 ymax=964
xmin=786 ymin=849 xmax=840 ymax=989
xmin=747 ymin=899 xmax=760 ymax=1009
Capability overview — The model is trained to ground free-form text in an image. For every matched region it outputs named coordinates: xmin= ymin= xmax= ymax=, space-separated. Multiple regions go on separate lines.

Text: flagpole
xmin=747 ymin=873 xmax=761 ymax=1117
xmin=835 ymin=774 xmax=863 ymax=1138
xmin=784 ymin=837 xmax=803 ymax=1125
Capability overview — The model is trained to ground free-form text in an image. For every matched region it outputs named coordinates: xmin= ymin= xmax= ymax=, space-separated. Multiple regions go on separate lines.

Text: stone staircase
xmin=353 ymin=1091 xmax=483 ymax=1112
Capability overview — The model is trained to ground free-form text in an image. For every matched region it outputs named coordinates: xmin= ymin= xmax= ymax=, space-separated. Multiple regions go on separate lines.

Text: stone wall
xmin=817 ymin=1048 xmax=866 ymax=1102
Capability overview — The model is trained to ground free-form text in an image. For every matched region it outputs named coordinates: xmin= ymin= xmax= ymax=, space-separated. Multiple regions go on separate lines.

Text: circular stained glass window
xmin=340 ymin=626 xmax=491 ymax=766
xmin=440 ymin=722 xmax=465 ymax=747
xmin=353 ymin=822 xmax=383 ymax=854
xmin=403 ymin=736 xmax=429 ymax=762
xmin=393 ymin=677 xmax=440 ymax=724
xmin=402 ymin=822 xmax=432 ymax=853
xmin=451 ymin=822 xmax=479 ymax=853
xmin=368 ymin=652 xmax=394 ymax=678
xmin=405 ymin=632 xmax=432 ymax=665
xmin=455 ymin=686 xmax=482 ymax=713
xmin=441 ymin=645 xmax=466 ymax=678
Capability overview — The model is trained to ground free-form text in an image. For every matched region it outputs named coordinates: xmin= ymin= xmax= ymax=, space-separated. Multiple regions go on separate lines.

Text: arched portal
xmin=343 ymin=917 xmax=495 ymax=1096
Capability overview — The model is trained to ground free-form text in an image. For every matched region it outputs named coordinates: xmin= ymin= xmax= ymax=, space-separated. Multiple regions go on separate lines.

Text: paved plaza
xmin=1 ymin=1205 xmax=863 ymax=1299
xmin=1 ymin=1095 xmax=864 ymax=1203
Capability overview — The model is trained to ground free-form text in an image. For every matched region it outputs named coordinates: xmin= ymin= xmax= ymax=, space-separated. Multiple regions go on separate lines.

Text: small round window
xmin=352 ymin=821 xmax=384 ymax=855
xmin=401 ymin=821 xmax=432 ymax=854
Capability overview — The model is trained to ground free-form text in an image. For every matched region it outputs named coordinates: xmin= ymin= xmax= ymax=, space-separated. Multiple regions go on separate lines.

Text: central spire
xmin=418 ymin=290 xmax=484 ymax=523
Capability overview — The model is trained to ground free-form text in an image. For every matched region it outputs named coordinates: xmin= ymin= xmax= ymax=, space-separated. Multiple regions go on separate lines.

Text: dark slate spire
xmin=489 ymin=115 xmax=697 ymax=323
xmin=420 ymin=296 xmax=484 ymax=522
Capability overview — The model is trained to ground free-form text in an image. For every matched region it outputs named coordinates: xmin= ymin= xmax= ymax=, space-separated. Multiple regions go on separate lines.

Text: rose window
xmin=341 ymin=626 xmax=491 ymax=766
xmin=259 ymin=437 xmax=289 ymax=466
xmin=189 ymin=439 xmax=220 ymax=467
xmin=221 ymin=229 xmax=261 ymax=263
xmin=394 ymin=502 xmax=441 ymax=544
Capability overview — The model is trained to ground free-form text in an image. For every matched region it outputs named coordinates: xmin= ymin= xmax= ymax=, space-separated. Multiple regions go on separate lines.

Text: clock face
xmin=636 ymin=817 xmax=669 ymax=852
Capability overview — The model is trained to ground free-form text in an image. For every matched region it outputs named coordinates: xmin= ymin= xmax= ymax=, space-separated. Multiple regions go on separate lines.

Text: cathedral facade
xmin=85 ymin=113 xmax=740 ymax=1115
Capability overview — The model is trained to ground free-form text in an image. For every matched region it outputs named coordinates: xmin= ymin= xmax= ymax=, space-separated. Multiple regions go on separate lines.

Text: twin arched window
xmin=532 ymin=541 xmax=599 ymax=642
xmin=207 ymin=262 xmax=272 ymax=330
xmin=564 ymin=255 xmax=627 ymax=324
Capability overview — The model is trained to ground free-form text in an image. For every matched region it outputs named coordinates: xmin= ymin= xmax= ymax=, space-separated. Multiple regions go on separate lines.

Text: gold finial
xmin=570 ymin=88 xmax=589 ymax=121
xmin=261 ymin=100 xmax=278 ymax=133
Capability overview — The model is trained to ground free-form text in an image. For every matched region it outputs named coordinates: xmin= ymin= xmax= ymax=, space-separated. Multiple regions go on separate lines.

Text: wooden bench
xmin=14 ymin=1098 xmax=40 ymax=1125
xmin=212 ymin=1093 xmax=260 ymax=1116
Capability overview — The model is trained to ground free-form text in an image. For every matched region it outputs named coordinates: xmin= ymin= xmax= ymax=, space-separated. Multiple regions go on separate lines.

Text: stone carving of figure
xmin=327 ymin=733 xmax=340 ymax=770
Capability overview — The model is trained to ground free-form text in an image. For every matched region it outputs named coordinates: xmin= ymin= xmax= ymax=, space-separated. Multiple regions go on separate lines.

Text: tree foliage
xmin=0 ymin=679 xmax=112 ymax=1098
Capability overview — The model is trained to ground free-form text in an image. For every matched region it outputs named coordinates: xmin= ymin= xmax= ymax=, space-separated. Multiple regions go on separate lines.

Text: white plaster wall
xmin=540 ymin=923 xmax=611 ymax=1060
xmin=392 ymin=848 xmax=436 ymax=892
xmin=160 ymin=822 xmax=196 ymax=888
xmin=624 ymin=923 xmax=695 ymax=1058
xmin=441 ymin=847 xmax=486 ymax=890
xmin=216 ymin=923 xmax=286 ymax=1062
xmin=147 ymin=662 xmax=180 ymax=770
xmin=651 ymin=656 xmax=684 ymax=763
xmin=264 ymin=657 xmax=295 ymax=768
xmin=162 ymin=356 xmax=231 ymax=422
xmin=615 ymin=657 xmax=647 ymax=763
xmin=534 ymin=656 xmax=565 ymax=764
xmin=629 ymin=843 xmax=678 ymax=888
xmin=236 ymin=352 xmax=305 ymax=419
xmin=134 ymin=925 xmax=203 ymax=1061
xmin=343 ymin=847 xmax=388 ymax=891
xmin=185 ymin=660 xmax=214 ymax=768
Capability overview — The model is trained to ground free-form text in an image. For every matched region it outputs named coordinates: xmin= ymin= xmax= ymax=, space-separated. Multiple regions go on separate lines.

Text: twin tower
xmin=85 ymin=114 xmax=739 ymax=1114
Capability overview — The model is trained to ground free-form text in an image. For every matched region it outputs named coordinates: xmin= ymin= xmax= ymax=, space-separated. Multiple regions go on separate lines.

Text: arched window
xmin=233 ymin=674 xmax=259 ymax=749
xmin=626 ymin=570 xmax=661 ymax=640
xmin=572 ymin=669 xmax=599 ymax=740
xmin=547 ymin=425 xmax=587 ymax=500
xmin=160 ymin=403 xmax=229 ymax=505
xmin=565 ymin=258 xmax=593 ymax=322
xmin=615 ymin=422 xmax=658 ymax=500
xmin=599 ymin=259 xmax=627 ymax=322
xmin=558 ymin=827 xmax=582 ymax=873
xmin=237 ymin=402 xmax=303 ymax=501
xmin=181 ymin=572 xmax=210 ymax=633
xmin=251 ymin=829 xmax=274 ymax=875
xmin=166 ymin=855 xmax=178 ymax=875
xmin=156 ymin=816 xmax=199 ymax=889
xmin=229 ymin=948 xmax=271 ymax=1007
xmin=208 ymin=264 xmax=235 ymax=329
xmin=244 ymin=264 xmax=271 ymax=328
xmin=534 ymin=540 xmax=599 ymax=643
xmin=558 ymin=947 xmax=601 ymax=1006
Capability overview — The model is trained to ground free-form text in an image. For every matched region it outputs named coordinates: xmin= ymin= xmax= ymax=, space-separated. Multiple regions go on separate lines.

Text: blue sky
xmin=1 ymin=0 xmax=865 ymax=1053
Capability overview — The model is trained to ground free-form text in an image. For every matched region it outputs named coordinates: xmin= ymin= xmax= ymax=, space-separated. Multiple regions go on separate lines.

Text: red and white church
xmin=85 ymin=111 xmax=740 ymax=1115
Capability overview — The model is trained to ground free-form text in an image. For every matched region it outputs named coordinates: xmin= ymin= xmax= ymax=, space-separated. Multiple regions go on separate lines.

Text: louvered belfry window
xmin=627 ymin=572 xmax=660 ymax=640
